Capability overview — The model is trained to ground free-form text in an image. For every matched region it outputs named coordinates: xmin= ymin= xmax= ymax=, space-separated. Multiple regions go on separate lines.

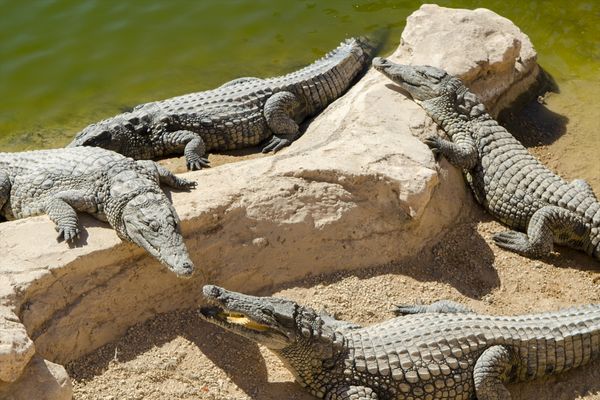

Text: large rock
xmin=0 ymin=307 xmax=35 ymax=383
xmin=399 ymin=4 xmax=539 ymax=117
xmin=0 ymin=356 xmax=72 ymax=400
xmin=0 ymin=5 xmax=541 ymax=397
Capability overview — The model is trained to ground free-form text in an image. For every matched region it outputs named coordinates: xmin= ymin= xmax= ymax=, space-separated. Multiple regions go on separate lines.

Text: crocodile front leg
xmin=45 ymin=190 xmax=98 ymax=242
xmin=326 ymin=385 xmax=378 ymax=400
xmin=136 ymin=160 xmax=197 ymax=190
xmin=0 ymin=170 xmax=9 ymax=212
xmin=424 ymin=132 xmax=478 ymax=170
xmin=493 ymin=205 xmax=593 ymax=258
xmin=262 ymin=91 xmax=303 ymax=153
xmin=394 ymin=300 xmax=473 ymax=316
xmin=163 ymin=130 xmax=209 ymax=171
xmin=473 ymin=345 xmax=517 ymax=400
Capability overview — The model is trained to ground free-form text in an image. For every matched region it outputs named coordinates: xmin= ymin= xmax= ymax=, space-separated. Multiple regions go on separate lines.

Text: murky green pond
xmin=0 ymin=1 xmax=598 ymax=185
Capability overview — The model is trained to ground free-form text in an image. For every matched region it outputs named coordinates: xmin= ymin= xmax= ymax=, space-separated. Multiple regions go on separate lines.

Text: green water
xmin=0 ymin=1 xmax=599 ymax=171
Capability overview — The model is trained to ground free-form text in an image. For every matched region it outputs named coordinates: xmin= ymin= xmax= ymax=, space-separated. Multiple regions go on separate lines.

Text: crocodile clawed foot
xmin=56 ymin=226 xmax=80 ymax=243
xmin=424 ymin=135 xmax=442 ymax=150
xmin=393 ymin=304 xmax=424 ymax=316
xmin=493 ymin=231 xmax=530 ymax=253
xmin=262 ymin=136 xmax=292 ymax=153
xmin=187 ymin=157 xmax=210 ymax=171
xmin=423 ymin=136 xmax=443 ymax=159
xmin=176 ymin=178 xmax=197 ymax=190
xmin=394 ymin=300 xmax=472 ymax=316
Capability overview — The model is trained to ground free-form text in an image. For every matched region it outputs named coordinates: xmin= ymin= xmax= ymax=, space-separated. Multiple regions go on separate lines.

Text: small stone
xmin=252 ymin=237 xmax=269 ymax=247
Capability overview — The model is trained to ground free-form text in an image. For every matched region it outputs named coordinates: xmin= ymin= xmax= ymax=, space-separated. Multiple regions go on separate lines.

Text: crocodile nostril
xmin=372 ymin=57 xmax=388 ymax=67
xmin=178 ymin=261 xmax=194 ymax=276
xmin=203 ymin=285 xmax=222 ymax=298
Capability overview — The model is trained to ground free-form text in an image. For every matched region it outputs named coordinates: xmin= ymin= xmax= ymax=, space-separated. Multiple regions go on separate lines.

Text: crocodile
xmin=0 ymin=147 xmax=195 ymax=276
xmin=68 ymin=37 xmax=379 ymax=170
xmin=373 ymin=57 xmax=600 ymax=260
xmin=200 ymin=285 xmax=600 ymax=400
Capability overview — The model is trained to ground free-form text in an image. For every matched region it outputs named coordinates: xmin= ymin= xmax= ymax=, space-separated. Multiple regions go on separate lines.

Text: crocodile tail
xmin=353 ymin=27 xmax=389 ymax=58
xmin=316 ymin=29 xmax=387 ymax=66
xmin=516 ymin=304 xmax=600 ymax=381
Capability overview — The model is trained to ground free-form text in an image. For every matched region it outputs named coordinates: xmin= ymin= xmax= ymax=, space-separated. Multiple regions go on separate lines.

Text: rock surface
xmin=0 ymin=307 xmax=35 ymax=383
xmin=400 ymin=4 xmax=539 ymax=117
xmin=0 ymin=4 xmax=542 ymax=398
xmin=0 ymin=356 xmax=72 ymax=400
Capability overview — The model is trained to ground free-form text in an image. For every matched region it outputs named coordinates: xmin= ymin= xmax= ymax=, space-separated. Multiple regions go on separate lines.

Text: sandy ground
xmin=67 ymin=202 xmax=600 ymax=399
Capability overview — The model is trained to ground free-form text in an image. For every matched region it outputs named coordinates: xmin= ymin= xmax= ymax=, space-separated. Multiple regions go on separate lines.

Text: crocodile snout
xmin=176 ymin=260 xmax=195 ymax=277
xmin=372 ymin=57 xmax=390 ymax=70
xmin=159 ymin=249 xmax=195 ymax=277
xmin=203 ymin=285 xmax=223 ymax=299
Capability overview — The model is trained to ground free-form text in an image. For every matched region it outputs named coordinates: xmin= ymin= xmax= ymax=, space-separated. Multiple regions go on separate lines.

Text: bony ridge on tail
xmin=69 ymin=35 xmax=383 ymax=171
xmin=0 ymin=147 xmax=196 ymax=276
xmin=373 ymin=57 xmax=600 ymax=261
xmin=200 ymin=285 xmax=600 ymax=400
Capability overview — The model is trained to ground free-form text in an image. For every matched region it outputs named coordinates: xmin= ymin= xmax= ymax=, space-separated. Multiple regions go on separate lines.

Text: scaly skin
xmin=200 ymin=285 xmax=600 ymax=400
xmin=69 ymin=37 xmax=378 ymax=170
xmin=373 ymin=58 xmax=600 ymax=260
xmin=0 ymin=147 xmax=195 ymax=276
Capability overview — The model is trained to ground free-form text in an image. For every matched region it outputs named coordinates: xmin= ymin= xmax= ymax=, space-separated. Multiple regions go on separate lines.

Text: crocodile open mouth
xmin=199 ymin=306 xmax=270 ymax=332
xmin=199 ymin=285 xmax=293 ymax=349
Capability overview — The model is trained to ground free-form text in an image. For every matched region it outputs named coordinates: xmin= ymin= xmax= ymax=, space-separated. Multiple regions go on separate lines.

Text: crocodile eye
xmin=263 ymin=305 xmax=275 ymax=317
xmin=149 ymin=221 xmax=160 ymax=231
xmin=87 ymin=130 xmax=112 ymax=145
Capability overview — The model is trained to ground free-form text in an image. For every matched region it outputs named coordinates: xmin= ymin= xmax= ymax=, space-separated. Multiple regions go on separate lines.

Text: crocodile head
xmin=103 ymin=164 xmax=195 ymax=276
xmin=200 ymin=285 xmax=300 ymax=349
xmin=120 ymin=191 xmax=195 ymax=276
xmin=372 ymin=58 xmax=453 ymax=98
xmin=200 ymin=285 xmax=352 ymax=355
xmin=200 ymin=286 xmax=364 ymax=395
xmin=372 ymin=57 xmax=488 ymax=121
xmin=68 ymin=114 xmax=138 ymax=154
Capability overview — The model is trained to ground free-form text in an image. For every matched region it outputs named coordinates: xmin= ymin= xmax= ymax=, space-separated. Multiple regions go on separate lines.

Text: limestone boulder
xmin=399 ymin=4 xmax=539 ymax=116
xmin=0 ymin=5 xmax=542 ymax=397
xmin=0 ymin=356 xmax=72 ymax=400
xmin=0 ymin=307 xmax=35 ymax=383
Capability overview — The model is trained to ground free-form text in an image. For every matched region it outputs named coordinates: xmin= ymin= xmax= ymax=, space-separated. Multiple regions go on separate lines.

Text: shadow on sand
xmin=67 ymin=309 xmax=312 ymax=399
xmin=497 ymin=67 xmax=569 ymax=147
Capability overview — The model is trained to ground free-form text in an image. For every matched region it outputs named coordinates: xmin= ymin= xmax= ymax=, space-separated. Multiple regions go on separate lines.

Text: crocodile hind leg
xmin=326 ymin=385 xmax=378 ymax=400
xmin=473 ymin=345 xmax=517 ymax=400
xmin=394 ymin=300 xmax=473 ymax=316
xmin=493 ymin=205 xmax=592 ymax=258
xmin=262 ymin=91 xmax=303 ymax=153
xmin=163 ymin=130 xmax=209 ymax=171
xmin=136 ymin=160 xmax=197 ymax=190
